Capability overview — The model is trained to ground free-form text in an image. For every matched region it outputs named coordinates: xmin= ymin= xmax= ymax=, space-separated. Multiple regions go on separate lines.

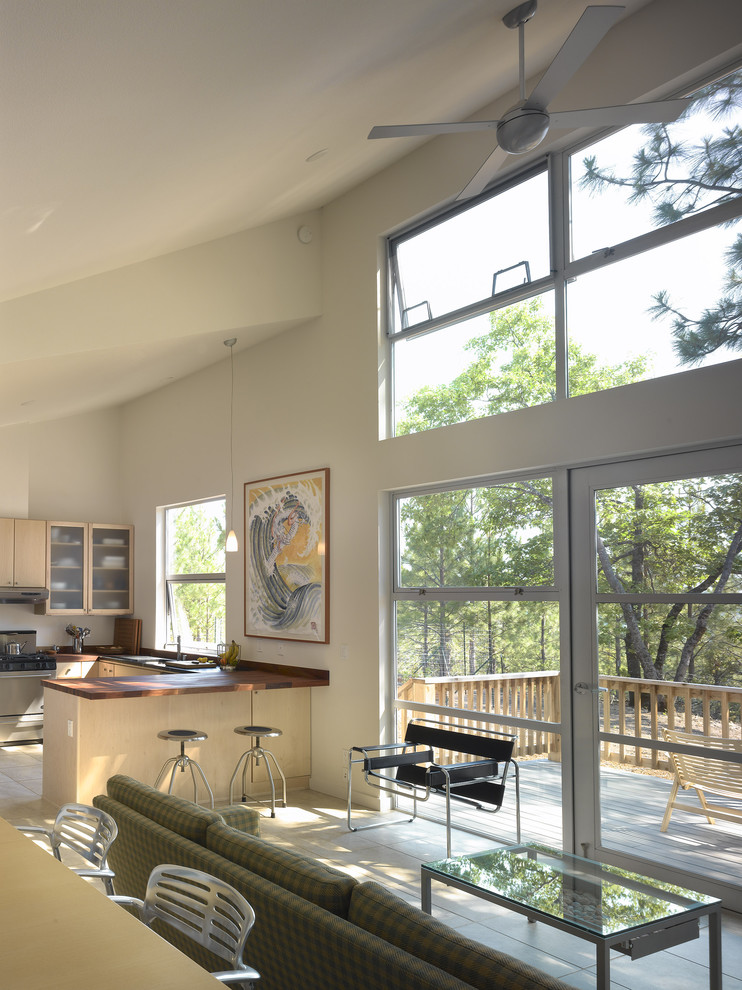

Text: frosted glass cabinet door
xmin=46 ymin=522 xmax=134 ymax=615
xmin=88 ymin=525 xmax=133 ymax=614
xmin=47 ymin=523 xmax=87 ymax=613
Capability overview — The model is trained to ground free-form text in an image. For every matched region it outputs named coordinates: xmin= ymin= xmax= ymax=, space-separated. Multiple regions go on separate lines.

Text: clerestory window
xmin=389 ymin=67 xmax=742 ymax=437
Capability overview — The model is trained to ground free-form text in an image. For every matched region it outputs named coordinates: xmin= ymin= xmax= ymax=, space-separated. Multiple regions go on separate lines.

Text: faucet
xmin=164 ymin=635 xmax=184 ymax=660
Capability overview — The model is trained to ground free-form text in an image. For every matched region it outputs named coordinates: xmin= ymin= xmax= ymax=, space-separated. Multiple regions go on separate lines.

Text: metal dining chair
xmin=16 ymin=802 xmax=118 ymax=894
xmin=110 ymin=864 xmax=260 ymax=987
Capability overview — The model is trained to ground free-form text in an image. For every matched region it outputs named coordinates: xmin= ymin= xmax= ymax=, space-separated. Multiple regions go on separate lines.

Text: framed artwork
xmin=244 ymin=468 xmax=329 ymax=643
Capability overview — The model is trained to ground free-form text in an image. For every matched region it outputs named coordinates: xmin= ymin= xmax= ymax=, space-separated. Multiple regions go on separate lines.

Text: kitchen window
xmin=164 ymin=497 xmax=226 ymax=653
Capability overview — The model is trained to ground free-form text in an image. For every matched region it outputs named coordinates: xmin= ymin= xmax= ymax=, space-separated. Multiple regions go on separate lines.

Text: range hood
xmin=0 ymin=587 xmax=49 ymax=605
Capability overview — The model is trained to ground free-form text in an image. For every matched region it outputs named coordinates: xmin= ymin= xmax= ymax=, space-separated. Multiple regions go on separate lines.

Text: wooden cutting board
xmin=113 ymin=617 xmax=141 ymax=654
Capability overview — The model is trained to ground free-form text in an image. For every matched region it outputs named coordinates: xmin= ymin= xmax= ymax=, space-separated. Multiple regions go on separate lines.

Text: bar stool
xmin=229 ymin=725 xmax=287 ymax=817
xmin=154 ymin=729 xmax=214 ymax=808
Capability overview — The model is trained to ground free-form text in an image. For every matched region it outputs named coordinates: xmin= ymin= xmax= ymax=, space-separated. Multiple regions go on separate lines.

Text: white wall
xmin=123 ymin=0 xmax=742 ymax=800
xmin=1 ymin=0 xmax=740 ymax=794
xmin=0 ymin=409 xmax=126 ymax=645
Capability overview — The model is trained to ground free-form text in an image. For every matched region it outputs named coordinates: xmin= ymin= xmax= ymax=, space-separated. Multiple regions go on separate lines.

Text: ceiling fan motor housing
xmin=496 ymin=106 xmax=550 ymax=154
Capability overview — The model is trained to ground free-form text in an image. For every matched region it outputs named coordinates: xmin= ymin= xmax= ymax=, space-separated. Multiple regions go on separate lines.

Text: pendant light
xmin=224 ymin=338 xmax=239 ymax=552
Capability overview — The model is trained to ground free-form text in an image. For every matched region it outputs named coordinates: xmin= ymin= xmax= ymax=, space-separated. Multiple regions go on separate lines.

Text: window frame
xmin=164 ymin=496 xmax=226 ymax=652
xmin=392 ymin=473 xmax=561 ymax=604
xmin=386 ymin=65 xmax=742 ymax=436
xmin=387 ymin=160 xmax=552 ymax=343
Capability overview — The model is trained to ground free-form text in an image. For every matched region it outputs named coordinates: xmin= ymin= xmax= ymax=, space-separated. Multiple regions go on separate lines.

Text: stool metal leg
xmin=228 ymin=751 xmax=251 ymax=806
xmin=229 ymin=743 xmax=287 ymax=817
xmin=188 ymin=758 xmax=214 ymax=808
xmin=260 ymin=747 xmax=288 ymax=815
xmin=154 ymin=757 xmax=180 ymax=791
xmin=155 ymin=742 xmax=214 ymax=808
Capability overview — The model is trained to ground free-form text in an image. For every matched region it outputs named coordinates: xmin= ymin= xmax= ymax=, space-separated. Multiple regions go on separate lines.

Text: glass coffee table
xmin=421 ymin=844 xmax=722 ymax=990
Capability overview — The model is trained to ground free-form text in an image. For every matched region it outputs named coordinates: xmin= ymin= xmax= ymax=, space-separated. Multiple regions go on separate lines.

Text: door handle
xmin=574 ymin=682 xmax=608 ymax=695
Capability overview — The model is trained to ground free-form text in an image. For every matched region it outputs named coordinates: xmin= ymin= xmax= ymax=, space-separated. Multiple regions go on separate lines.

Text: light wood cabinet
xmin=0 ymin=518 xmax=14 ymax=586
xmin=94 ymin=659 xmax=163 ymax=677
xmin=250 ymin=687 xmax=311 ymax=781
xmin=44 ymin=522 xmax=133 ymax=615
xmin=0 ymin=518 xmax=46 ymax=588
xmin=56 ymin=658 xmax=97 ymax=679
xmin=116 ymin=661 xmax=163 ymax=676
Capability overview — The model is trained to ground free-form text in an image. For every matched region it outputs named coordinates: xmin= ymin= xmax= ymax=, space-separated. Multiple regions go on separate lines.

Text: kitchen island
xmin=42 ymin=662 xmax=329 ymax=806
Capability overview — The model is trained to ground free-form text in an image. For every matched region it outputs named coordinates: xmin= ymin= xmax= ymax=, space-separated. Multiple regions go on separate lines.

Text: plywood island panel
xmin=42 ymin=668 xmax=322 ymax=806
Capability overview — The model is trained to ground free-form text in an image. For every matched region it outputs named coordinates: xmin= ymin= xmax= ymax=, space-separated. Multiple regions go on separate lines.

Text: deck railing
xmin=397 ymin=672 xmax=742 ymax=771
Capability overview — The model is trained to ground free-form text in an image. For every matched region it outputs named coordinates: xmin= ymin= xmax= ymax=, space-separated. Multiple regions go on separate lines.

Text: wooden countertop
xmin=44 ymin=662 xmax=329 ymax=700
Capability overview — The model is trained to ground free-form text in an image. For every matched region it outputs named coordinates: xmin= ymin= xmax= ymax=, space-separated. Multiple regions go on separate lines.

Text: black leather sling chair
xmin=347 ymin=718 xmax=520 ymax=857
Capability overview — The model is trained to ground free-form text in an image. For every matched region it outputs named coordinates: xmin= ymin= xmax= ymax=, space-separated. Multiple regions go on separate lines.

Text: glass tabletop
xmin=423 ymin=844 xmax=720 ymax=938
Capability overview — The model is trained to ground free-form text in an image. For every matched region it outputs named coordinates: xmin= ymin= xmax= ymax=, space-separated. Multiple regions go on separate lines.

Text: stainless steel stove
xmin=0 ymin=631 xmax=56 ymax=744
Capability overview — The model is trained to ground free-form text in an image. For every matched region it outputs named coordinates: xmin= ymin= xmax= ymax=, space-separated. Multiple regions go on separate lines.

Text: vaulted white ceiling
xmin=0 ymin=0 xmax=677 ymax=425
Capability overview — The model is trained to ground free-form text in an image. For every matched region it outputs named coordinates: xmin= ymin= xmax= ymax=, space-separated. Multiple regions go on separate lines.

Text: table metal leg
xmin=421 ymin=869 xmax=432 ymax=914
xmin=596 ymin=943 xmax=611 ymax=990
xmin=708 ymin=908 xmax=722 ymax=990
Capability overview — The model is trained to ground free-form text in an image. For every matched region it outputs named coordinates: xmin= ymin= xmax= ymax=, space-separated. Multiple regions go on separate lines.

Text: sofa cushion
xmin=206 ymin=820 xmax=356 ymax=917
xmin=349 ymin=881 xmax=572 ymax=990
xmin=216 ymin=803 xmax=263 ymax=833
xmin=104 ymin=774 xmax=260 ymax=844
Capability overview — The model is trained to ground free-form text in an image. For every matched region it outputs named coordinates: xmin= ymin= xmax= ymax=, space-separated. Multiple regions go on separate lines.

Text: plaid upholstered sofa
xmin=95 ymin=774 xmax=575 ymax=990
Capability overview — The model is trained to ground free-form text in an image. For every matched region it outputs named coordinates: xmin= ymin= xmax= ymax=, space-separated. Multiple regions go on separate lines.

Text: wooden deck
xmin=393 ymin=757 xmax=742 ymax=892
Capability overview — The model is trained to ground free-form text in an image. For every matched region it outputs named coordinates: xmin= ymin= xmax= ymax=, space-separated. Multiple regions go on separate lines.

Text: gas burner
xmin=0 ymin=653 xmax=57 ymax=671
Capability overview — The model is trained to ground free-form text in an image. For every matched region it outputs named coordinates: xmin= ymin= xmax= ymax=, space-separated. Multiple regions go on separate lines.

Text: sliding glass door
xmin=570 ymin=445 xmax=742 ymax=910
xmin=391 ymin=473 xmax=568 ymax=850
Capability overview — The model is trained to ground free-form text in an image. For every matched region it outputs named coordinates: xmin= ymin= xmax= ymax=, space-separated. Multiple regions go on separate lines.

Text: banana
xmin=219 ymin=640 xmax=239 ymax=665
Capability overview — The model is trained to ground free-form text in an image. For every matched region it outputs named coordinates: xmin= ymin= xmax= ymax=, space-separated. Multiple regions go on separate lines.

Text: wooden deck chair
xmin=661 ymin=728 xmax=742 ymax=832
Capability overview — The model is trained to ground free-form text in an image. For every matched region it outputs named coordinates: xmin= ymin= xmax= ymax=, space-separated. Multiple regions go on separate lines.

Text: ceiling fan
xmin=368 ymin=2 xmax=690 ymax=200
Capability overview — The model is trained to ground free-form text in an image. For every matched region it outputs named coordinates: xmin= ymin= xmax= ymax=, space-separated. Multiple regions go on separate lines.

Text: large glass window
xmin=393 ymin=476 xmax=562 ymax=846
xmin=391 ymin=167 xmax=554 ymax=434
xmin=391 ymin=168 xmax=550 ymax=333
xmin=394 ymin=477 xmax=557 ymax=676
xmin=389 ymin=68 xmax=742 ymax=436
xmin=165 ymin=498 xmax=226 ymax=652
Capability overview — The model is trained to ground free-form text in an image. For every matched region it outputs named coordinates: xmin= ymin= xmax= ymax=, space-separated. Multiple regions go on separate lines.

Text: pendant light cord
xmin=225 ymin=338 xmax=238 ymax=551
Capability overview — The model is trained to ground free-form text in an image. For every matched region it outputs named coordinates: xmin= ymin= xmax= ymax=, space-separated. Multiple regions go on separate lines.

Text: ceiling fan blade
xmin=528 ymin=5 xmax=624 ymax=110
xmin=369 ymin=121 xmax=499 ymax=139
xmin=456 ymin=145 xmax=511 ymax=201
xmin=549 ymin=98 xmax=691 ymax=129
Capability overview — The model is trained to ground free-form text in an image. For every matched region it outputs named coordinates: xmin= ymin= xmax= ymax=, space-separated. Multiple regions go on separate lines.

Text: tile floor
xmin=2 ymin=741 xmax=741 ymax=990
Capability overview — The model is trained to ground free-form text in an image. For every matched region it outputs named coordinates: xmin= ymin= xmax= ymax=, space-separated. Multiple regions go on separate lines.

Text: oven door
xmin=0 ymin=670 xmax=51 ymax=743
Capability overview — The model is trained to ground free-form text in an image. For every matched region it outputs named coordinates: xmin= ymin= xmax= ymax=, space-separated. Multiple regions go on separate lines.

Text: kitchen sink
xmin=100 ymin=654 xmax=218 ymax=672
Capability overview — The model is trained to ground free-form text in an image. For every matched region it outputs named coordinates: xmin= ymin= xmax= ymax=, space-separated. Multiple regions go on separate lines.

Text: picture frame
xmin=244 ymin=468 xmax=329 ymax=643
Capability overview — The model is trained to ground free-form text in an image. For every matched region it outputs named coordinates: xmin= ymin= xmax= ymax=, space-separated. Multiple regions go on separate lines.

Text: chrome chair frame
xmin=16 ymin=802 xmax=118 ymax=894
xmin=111 ymin=864 xmax=260 ymax=987
xmin=347 ymin=718 xmax=520 ymax=857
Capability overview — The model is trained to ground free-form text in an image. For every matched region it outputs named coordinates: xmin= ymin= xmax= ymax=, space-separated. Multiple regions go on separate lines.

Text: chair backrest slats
xmin=53 ymin=804 xmax=118 ymax=869
xmin=142 ymin=865 xmax=255 ymax=970
xmin=663 ymin=728 xmax=742 ymax=792
xmin=405 ymin=720 xmax=515 ymax=762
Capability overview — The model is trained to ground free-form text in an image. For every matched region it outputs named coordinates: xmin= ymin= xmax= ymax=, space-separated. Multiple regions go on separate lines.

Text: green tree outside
xmin=167 ymin=502 xmax=226 ymax=649
xmin=395 ymin=302 xmax=742 ymax=709
xmin=579 ymin=70 xmax=742 ymax=364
